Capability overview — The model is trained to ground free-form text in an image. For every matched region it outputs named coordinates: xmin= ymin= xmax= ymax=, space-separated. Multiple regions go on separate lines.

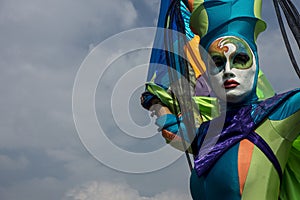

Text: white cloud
xmin=64 ymin=181 xmax=191 ymax=200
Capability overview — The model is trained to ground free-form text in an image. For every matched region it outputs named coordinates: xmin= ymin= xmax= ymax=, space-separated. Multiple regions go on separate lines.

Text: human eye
xmin=233 ymin=53 xmax=250 ymax=65
xmin=209 ymin=55 xmax=226 ymax=74
xmin=212 ymin=55 xmax=225 ymax=68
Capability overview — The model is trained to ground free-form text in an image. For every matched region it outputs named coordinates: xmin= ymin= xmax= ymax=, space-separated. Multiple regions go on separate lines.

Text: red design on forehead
xmin=209 ymin=38 xmax=229 ymax=53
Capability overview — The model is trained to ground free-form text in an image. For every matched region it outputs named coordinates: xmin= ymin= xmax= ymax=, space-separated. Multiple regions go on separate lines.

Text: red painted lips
xmin=223 ymin=79 xmax=240 ymax=89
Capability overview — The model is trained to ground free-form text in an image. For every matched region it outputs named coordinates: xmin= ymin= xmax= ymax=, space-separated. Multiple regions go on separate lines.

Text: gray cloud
xmin=258 ymin=27 xmax=300 ymax=92
xmin=259 ymin=1 xmax=300 ymax=92
xmin=0 ymin=0 xmax=299 ymax=200
xmin=0 ymin=0 xmax=142 ymax=199
xmin=0 ymin=154 xmax=29 ymax=170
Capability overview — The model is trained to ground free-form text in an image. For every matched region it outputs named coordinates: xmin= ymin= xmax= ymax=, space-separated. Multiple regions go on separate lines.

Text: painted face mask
xmin=207 ymin=36 xmax=257 ymax=103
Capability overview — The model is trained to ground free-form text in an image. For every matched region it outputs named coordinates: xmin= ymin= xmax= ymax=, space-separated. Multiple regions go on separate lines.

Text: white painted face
xmin=207 ymin=36 xmax=257 ymax=103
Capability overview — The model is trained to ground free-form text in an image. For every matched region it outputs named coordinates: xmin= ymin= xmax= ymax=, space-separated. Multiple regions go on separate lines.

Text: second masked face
xmin=207 ymin=36 xmax=257 ymax=103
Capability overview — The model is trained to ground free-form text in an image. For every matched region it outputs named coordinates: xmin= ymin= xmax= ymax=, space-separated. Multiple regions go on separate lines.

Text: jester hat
xmin=189 ymin=0 xmax=266 ymax=50
xmin=189 ymin=0 xmax=274 ymax=102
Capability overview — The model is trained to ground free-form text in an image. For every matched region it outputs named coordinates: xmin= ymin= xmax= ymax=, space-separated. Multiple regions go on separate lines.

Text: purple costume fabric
xmin=193 ymin=89 xmax=300 ymax=179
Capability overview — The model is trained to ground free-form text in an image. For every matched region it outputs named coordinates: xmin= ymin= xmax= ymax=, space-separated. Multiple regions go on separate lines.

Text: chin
xmin=226 ymin=96 xmax=244 ymax=103
xmin=225 ymin=91 xmax=249 ymax=103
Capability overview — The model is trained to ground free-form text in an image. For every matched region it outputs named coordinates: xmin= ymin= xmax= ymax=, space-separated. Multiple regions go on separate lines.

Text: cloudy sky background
xmin=1 ymin=0 xmax=300 ymax=200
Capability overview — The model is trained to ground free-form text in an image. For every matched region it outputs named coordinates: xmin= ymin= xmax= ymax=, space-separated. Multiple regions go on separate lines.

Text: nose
xmin=223 ymin=61 xmax=235 ymax=78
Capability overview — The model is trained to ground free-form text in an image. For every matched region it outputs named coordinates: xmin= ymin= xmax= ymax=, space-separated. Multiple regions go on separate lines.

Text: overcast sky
xmin=1 ymin=1 xmax=299 ymax=200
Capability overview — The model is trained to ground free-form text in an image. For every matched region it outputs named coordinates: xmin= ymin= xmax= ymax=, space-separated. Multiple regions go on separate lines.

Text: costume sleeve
xmin=267 ymin=90 xmax=300 ymax=200
xmin=155 ymin=114 xmax=194 ymax=152
xmin=269 ymin=90 xmax=300 ymax=141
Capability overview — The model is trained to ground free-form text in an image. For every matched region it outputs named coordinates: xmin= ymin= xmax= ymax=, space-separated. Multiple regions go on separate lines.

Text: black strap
xmin=273 ymin=0 xmax=300 ymax=79
xmin=165 ymin=0 xmax=194 ymax=171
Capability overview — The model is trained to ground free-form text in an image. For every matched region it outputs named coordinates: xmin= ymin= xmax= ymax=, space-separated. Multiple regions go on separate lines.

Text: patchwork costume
xmin=142 ymin=0 xmax=300 ymax=199
xmin=190 ymin=89 xmax=300 ymax=200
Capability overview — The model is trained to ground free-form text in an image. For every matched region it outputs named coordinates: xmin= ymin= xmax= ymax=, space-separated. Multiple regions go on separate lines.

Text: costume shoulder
xmin=267 ymin=88 xmax=300 ymax=200
xmin=263 ymin=89 xmax=300 ymax=142
xmin=268 ymin=88 xmax=300 ymax=121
